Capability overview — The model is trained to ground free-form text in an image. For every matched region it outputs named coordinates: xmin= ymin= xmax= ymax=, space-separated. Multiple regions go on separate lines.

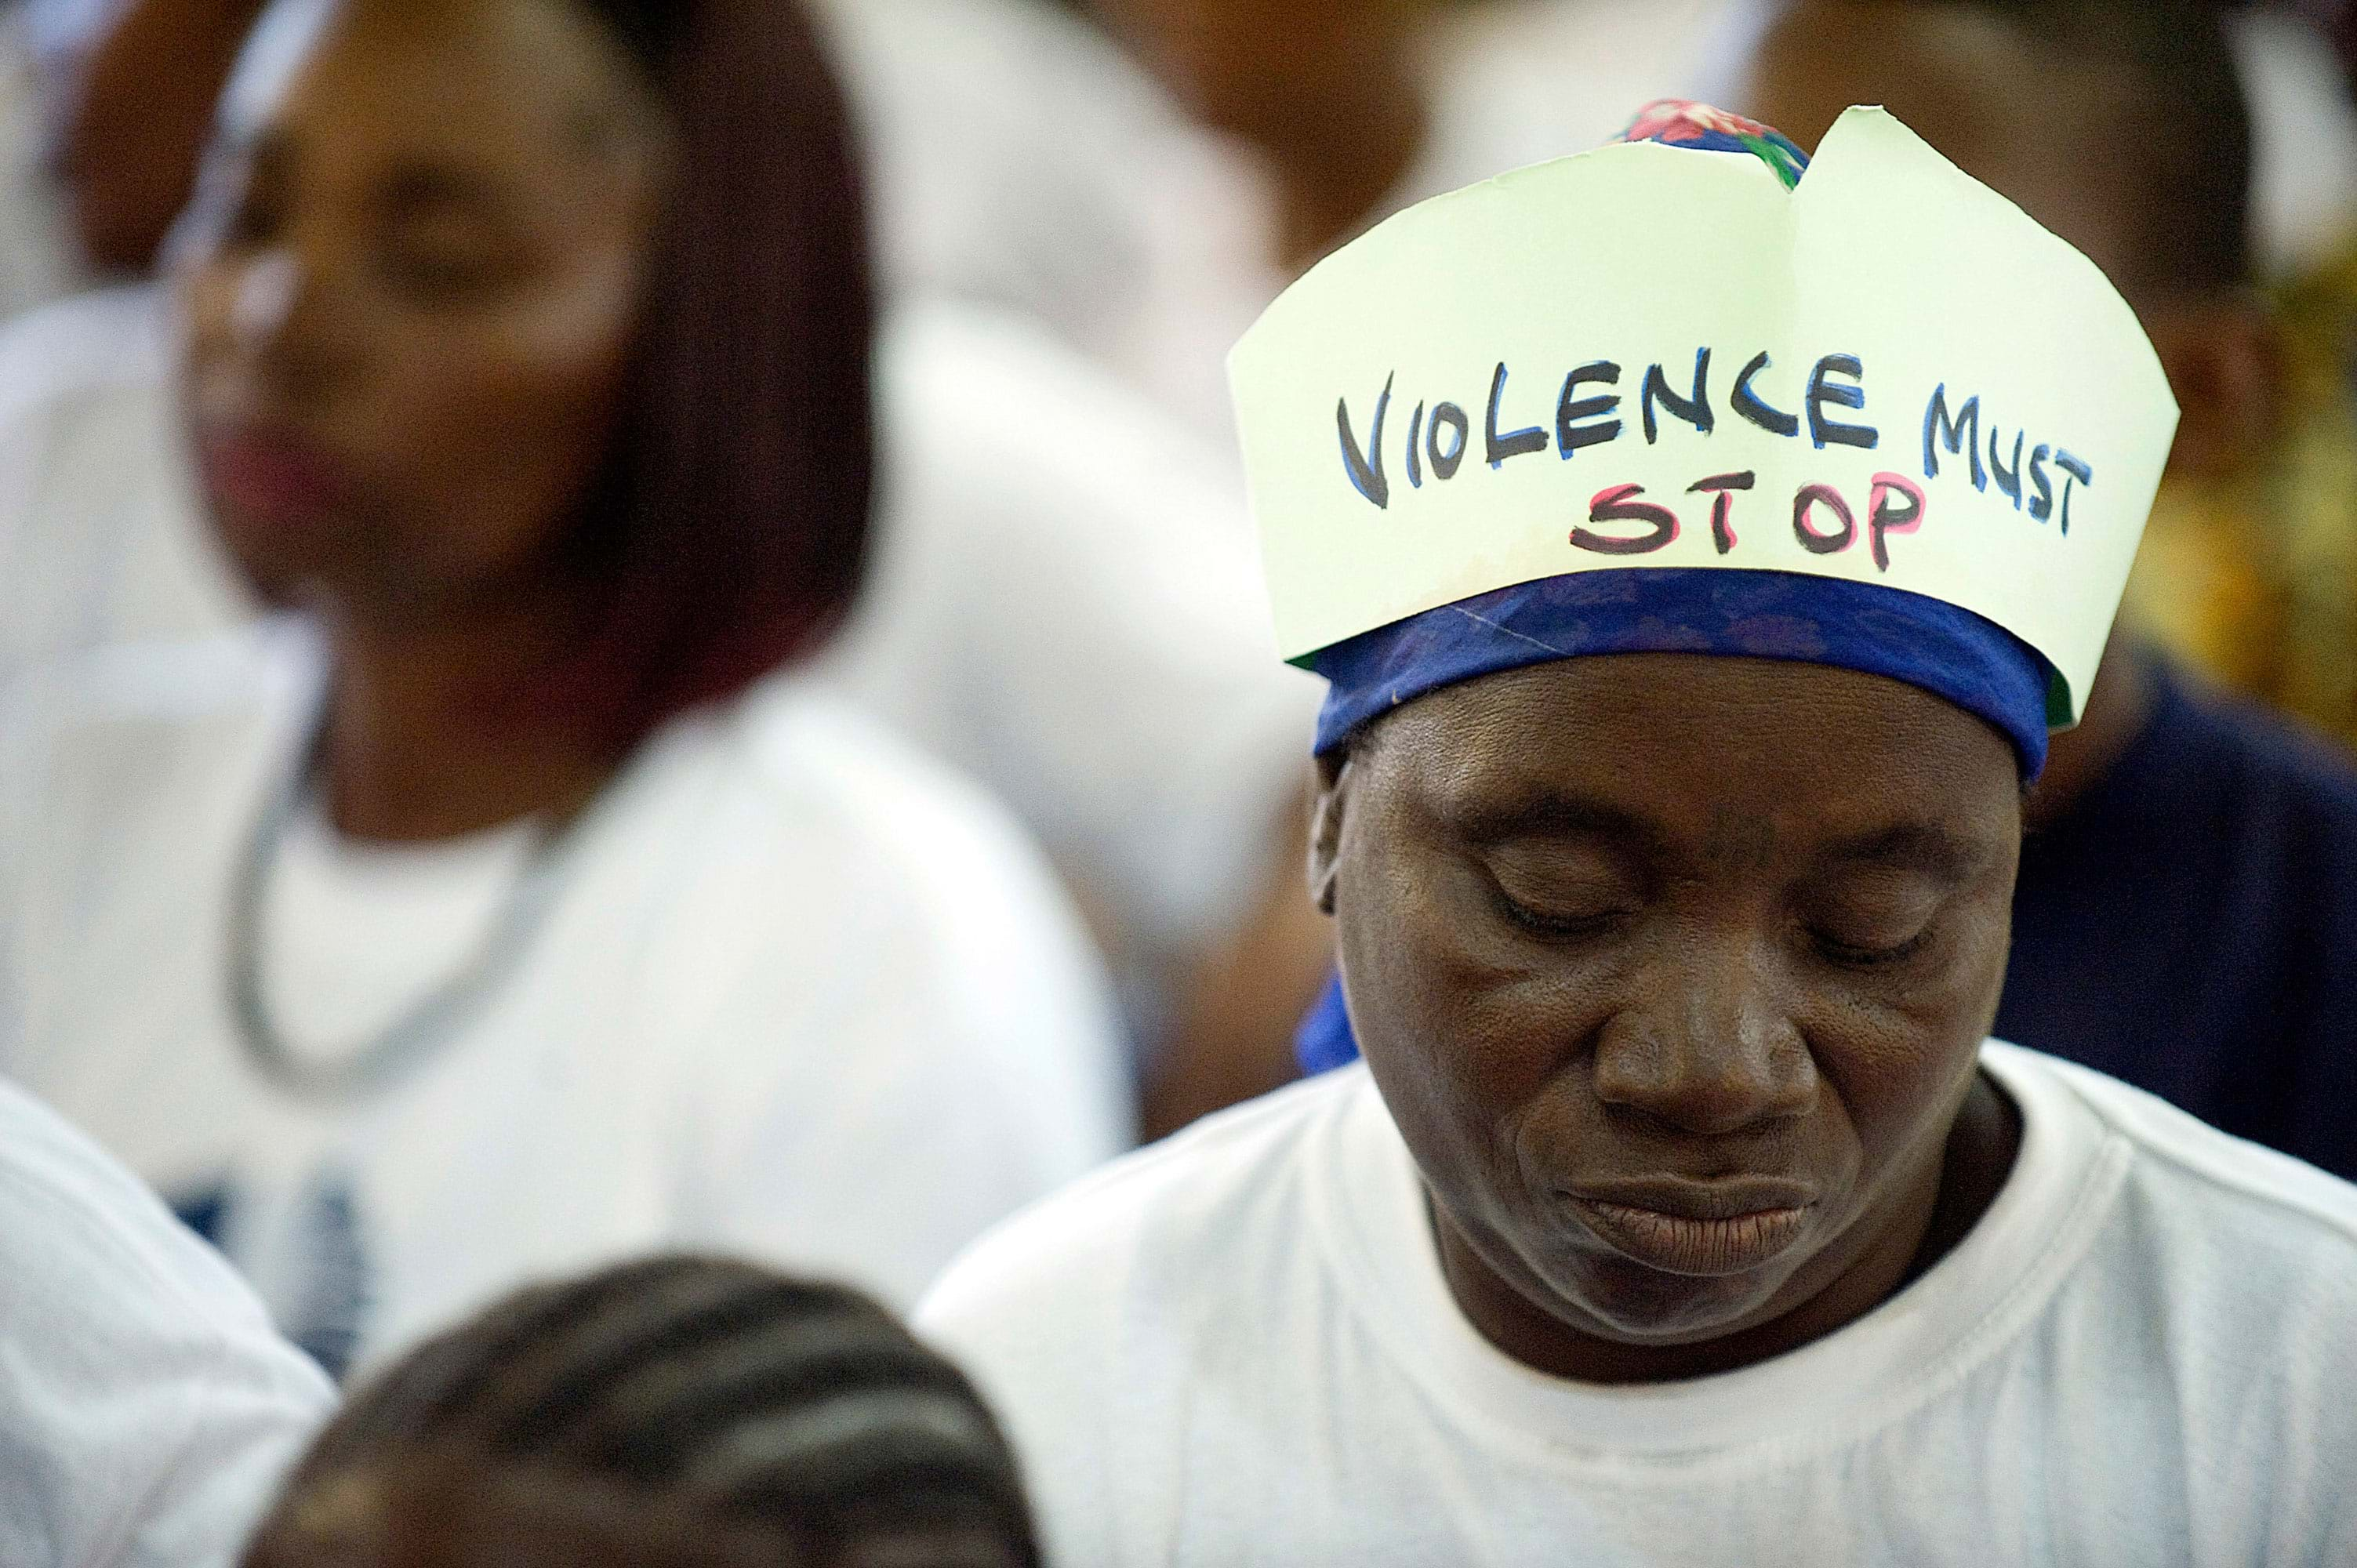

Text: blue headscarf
xmin=1293 ymin=103 xmax=2057 ymax=1076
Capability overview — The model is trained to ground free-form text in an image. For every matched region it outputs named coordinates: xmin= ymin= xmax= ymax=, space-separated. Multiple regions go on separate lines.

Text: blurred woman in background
xmin=0 ymin=0 xmax=1331 ymax=1142
xmin=0 ymin=0 xmax=1127 ymax=1374
xmin=244 ymin=1256 xmax=1039 ymax=1568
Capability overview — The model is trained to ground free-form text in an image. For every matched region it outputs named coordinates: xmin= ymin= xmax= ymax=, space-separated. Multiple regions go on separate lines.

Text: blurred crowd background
xmin=0 ymin=0 xmax=2353 ymax=1414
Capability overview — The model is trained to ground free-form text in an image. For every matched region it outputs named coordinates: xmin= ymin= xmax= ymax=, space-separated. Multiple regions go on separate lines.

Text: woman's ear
xmin=1308 ymin=751 xmax=1351 ymax=916
xmin=2146 ymin=293 xmax=2281 ymax=481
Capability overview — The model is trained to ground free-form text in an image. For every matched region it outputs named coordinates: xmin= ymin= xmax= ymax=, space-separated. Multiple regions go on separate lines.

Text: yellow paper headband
xmin=1228 ymin=107 xmax=2180 ymax=724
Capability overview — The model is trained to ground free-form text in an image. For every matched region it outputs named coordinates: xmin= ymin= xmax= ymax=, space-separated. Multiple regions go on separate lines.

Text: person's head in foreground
xmin=1277 ymin=100 xmax=2157 ymax=1383
xmin=245 ymin=1258 xmax=1040 ymax=1568
xmin=916 ymin=100 xmax=2357 ymax=1566
xmin=170 ymin=0 xmax=870 ymax=802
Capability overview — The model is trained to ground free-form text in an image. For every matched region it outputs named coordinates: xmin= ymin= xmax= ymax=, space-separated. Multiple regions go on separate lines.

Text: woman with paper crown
xmin=919 ymin=103 xmax=2357 ymax=1566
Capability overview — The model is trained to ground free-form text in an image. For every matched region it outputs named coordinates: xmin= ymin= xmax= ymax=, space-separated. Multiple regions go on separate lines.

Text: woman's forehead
xmin=1363 ymin=654 xmax=2017 ymax=835
xmin=223 ymin=0 xmax=652 ymax=166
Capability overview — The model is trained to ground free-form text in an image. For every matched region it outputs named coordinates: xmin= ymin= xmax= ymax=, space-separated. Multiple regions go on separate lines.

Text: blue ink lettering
xmin=1486 ymin=363 xmax=1548 ymax=468
xmin=2055 ymin=451 xmax=2092 ymax=535
xmin=1733 ymin=351 xmax=1800 ymax=437
xmin=1807 ymin=355 xmax=1878 ymax=450
xmin=1428 ymin=402 xmax=1469 ymax=481
xmin=1338 ymin=373 xmax=1393 ymax=509
xmin=1642 ymin=348 xmax=1714 ymax=444
xmin=1987 ymin=426 xmax=2025 ymax=510
xmin=1556 ymin=361 xmax=1623 ymax=457
xmin=1921 ymin=384 xmax=1985 ymax=489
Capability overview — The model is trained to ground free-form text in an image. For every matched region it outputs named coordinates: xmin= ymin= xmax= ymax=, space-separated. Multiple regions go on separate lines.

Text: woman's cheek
xmin=171 ymin=267 xmax=242 ymax=390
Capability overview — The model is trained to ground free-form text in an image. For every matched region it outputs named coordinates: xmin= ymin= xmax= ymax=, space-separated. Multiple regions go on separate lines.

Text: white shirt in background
xmin=818 ymin=301 xmax=1319 ymax=1001
xmin=1404 ymin=0 xmax=1745 ymax=198
xmin=808 ymin=0 xmax=1239 ymax=358
xmin=0 ymin=4 xmax=74 ymax=321
xmin=0 ymin=618 xmax=1131 ymax=1373
xmin=2230 ymin=5 xmax=2357 ymax=279
xmin=919 ymin=1044 xmax=2357 ymax=1566
xmin=0 ymin=285 xmax=246 ymax=674
xmin=0 ymin=284 xmax=1318 ymax=1041
xmin=0 ymin=1073 xmax=332 ymax=1568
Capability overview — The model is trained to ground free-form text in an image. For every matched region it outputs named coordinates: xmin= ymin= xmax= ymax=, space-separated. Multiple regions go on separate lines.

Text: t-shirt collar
xmin=1309 ymin=1043 xmax=2127 ymax=1463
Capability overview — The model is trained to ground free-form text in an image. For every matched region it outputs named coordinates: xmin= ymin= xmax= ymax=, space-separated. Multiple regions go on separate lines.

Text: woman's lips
xmin=1563 ymin=1178 xmax=1818 ymax=1277
xmin=197 ymin=426 xmax=358 ymax=532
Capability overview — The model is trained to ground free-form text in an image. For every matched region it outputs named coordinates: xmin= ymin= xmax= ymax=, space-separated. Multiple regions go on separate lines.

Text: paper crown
xmin=1228 ymin=106 xmax=2181 ymax=725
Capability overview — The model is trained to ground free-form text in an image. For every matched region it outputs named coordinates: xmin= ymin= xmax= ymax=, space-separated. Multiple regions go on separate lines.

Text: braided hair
xmin=246 ymin=1258 xmax=1040 ymax=1568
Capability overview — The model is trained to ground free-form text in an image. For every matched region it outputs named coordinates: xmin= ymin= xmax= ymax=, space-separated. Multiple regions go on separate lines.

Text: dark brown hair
xmin=248 ymin=1257 xmax=1040 ymax=1567
xmin=561 ymin=0 xmax=875 ymax=744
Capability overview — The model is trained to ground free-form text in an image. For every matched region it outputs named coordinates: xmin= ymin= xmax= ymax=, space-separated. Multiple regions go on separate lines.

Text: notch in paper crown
xmin=1227 ymin=104 xmax=2180 ymax=728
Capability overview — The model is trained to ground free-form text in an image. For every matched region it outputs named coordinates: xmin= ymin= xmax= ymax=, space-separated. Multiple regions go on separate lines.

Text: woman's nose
xmin=233 ymin=252 xmax=302 ymax=347
xmin=227 ymin=251 xmax=338 ymax=398
xmin=1591 ymin=941 xmax=1817 ymax=1137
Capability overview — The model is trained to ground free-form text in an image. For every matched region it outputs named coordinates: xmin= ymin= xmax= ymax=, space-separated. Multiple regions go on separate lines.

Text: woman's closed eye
xmin=1483 ymin=843 xmax=1640 ymax=939
xmin=1801 ymin=877 xmax=1944 ymax=967
xmin=375 ymin=218 xmax=521 ymax=300
xmin=373 ymin=172 xmax=533 ymax=303
xmin=1810 ymin=923 xmax=1936 ymax=968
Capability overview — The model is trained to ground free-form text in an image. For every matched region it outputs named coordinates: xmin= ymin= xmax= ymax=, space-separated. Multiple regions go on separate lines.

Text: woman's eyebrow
xmin=1814 ymin=822 xmax=1986 ymax=884
xmin=377 ymin=164 xmax=513 ymax=217
xmin=1448 ymin=789 xmax=1665 ymax=855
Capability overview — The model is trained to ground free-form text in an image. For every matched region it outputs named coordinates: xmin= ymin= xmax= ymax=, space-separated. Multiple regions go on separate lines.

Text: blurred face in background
xmin=1735 ymin=0 xmax=2275 ymax=483
xmin=1084 ymin=0 xmax=1425 ymax=145
xmin=1736 ymin=4 xmax=2145 ymax=292
xmin=170 ymin=0 xmax=670 ymax=620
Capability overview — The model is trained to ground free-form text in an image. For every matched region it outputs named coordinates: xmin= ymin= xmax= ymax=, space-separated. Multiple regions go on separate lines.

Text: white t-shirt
xmin=0 ymin=619 xmax=1131 ymax=1373
xmin=2230 ymin=6 xmax=2357 ymax=280
xmin=0 ymin=5 xmax=74 ymax=321
xmin=0 ymin=285 xmax=1318 ymax=1028
xmin=808 ymin=0 xmax=1258 ymax=396
xmin=919 ymin=1044 xmax=2357 ymax=1566
xmin=815 ymin=301 xmax=1317 ymax=983
xmin=0 ymin=1073 xmax=332 ymax=1567
xmin=0 ymin=284 xmax=248 ymax=677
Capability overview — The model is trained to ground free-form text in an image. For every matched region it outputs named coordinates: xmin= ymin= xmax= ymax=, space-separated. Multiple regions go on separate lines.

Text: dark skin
xmin=1313 ymin=655 xmax=2023 ymax=1382
xmin=1735 ymin=1 xmax=2280 ymax=822
xmin=1082 ymin=0 xmax=1432 ymax=272
xmin=172 ymin=0 xmax=670 ymax=842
